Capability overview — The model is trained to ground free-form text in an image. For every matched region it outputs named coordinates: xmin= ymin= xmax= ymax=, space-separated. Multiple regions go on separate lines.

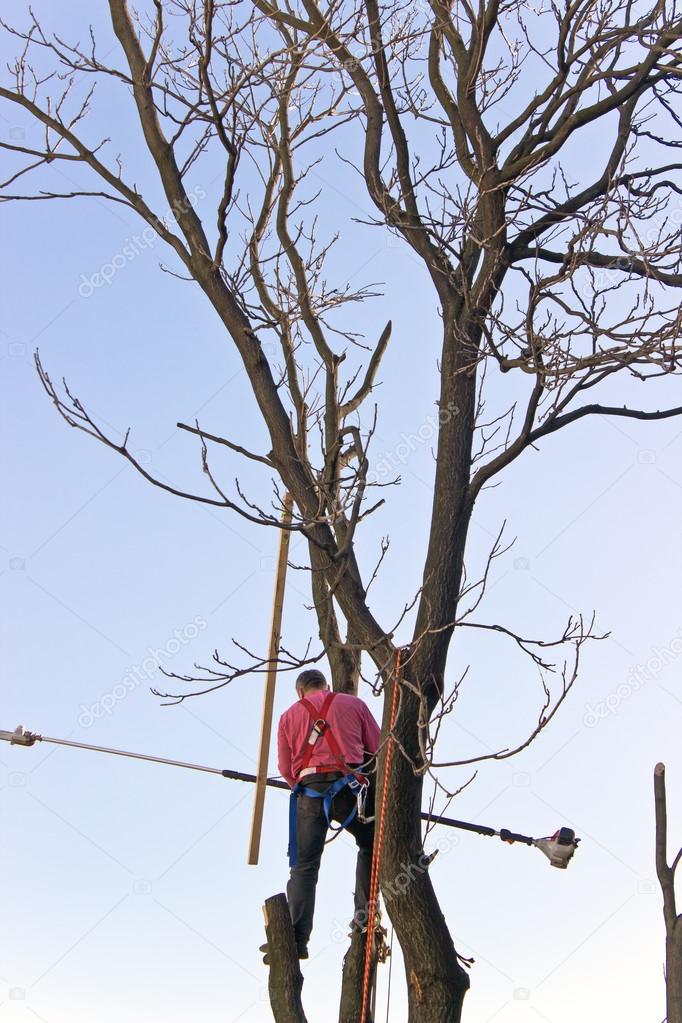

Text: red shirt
xmin=277 ymin=689 xmax=381 ymax=788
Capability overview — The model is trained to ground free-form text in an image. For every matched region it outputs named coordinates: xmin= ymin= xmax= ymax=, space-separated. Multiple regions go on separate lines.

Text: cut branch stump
xmin=263 ymin=893 xmax=307 ymax=1023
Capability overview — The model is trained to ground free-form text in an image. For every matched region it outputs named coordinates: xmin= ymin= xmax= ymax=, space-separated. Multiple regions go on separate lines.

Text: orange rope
xmin=360 ymin=648 xmax=402 ymax=1023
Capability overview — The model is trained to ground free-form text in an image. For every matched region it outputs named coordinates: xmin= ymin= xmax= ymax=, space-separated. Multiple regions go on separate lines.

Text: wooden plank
xmin=248 ymin=492 xmax=293 ymax=865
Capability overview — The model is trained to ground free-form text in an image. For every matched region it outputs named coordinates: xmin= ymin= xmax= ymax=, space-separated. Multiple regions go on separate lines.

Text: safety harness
xmin=288 ymin=692 xmax=369 ymax=867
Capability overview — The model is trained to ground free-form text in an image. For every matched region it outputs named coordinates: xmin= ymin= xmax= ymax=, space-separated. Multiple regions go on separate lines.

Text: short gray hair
xmin=296 ymin=669 xmax=327 ymax=692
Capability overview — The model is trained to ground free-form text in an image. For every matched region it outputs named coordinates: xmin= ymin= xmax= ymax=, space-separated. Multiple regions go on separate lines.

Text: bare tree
xmin=2 ymin=0 xmax=682 ymax=1020
xmin=655 ymin=763 xmax=682 ymax=1023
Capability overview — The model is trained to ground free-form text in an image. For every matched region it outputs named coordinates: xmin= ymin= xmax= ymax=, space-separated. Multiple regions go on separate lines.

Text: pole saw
xmin=1 ymin=725 xmax=580 ymax=869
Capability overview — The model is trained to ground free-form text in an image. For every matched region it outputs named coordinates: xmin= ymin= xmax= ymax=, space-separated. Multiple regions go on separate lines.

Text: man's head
xmin=296 ymin=669 xmax=329 ymax=699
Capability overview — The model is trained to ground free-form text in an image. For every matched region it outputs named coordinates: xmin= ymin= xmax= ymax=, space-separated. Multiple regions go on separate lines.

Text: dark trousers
xmin=287 ymin=776 xmax=375 ymax=950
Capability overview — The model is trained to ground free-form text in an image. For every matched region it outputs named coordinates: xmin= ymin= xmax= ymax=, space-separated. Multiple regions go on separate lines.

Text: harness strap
xmin=298 ymin=692 xmax=365 ymax=782
xmin=299 ymin=692 xmax=338 ymax=773
xmin=288 ymin=774 xmax=365 ymax=867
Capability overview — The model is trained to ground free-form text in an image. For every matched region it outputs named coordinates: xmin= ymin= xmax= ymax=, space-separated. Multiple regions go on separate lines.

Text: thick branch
xmin=655 ymin=763 xmax=678 ymax=931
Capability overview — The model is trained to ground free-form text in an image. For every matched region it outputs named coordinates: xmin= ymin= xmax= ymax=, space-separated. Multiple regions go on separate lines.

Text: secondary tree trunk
xmin=654 ymin=763 xmax=682 ymax=1023
xmin=668 ymin=922 xmax=682 ymax=1023
xmin=339 ymin=928 xmax=379 ymax=1023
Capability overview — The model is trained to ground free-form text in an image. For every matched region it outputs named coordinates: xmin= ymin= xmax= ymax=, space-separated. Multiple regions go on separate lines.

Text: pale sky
xmin=1 ymin=4 xmax=681 ymax=1023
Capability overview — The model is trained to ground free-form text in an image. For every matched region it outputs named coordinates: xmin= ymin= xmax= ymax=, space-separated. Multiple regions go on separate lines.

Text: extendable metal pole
xmin=0 ymin=727 xmax=544 ymax=845
xmin=1 ymin=729 xmax=227 ymax=776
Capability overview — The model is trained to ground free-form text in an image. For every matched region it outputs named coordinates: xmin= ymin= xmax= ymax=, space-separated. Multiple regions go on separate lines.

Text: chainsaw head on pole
xmin=0 ymin=725 xmax=38 ymax=747
xmin=533 ymin=827 xmax=580 ymax=869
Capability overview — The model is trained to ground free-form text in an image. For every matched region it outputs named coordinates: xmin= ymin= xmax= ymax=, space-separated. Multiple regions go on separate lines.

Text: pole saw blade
xmin=0 ymin=726 xmax=38 ymax=746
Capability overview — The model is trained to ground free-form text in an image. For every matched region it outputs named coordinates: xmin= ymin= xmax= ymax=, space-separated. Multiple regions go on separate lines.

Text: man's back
xmin=278 ymin=689 xmax=381 ymax=787
xmin=274 ymin=673 xmax=380 ymax=960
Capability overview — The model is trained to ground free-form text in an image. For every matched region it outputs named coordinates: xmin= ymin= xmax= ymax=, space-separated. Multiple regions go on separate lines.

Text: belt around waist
xmin=298 ymin=763 xmax=363 ymax=780
xmin=298 ymin=770 xmax=344 ymax=783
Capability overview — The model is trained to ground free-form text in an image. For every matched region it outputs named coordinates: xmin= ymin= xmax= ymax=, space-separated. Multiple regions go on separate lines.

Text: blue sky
xmin=1 ymin=4 xmax=681 ymax=1022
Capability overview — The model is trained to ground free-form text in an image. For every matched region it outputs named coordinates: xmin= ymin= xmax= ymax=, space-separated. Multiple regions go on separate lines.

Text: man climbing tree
xmin=1 ymin=0 xmax=681 ymax=1020
xmin=270 ymin=668 xmax=380 ymax=963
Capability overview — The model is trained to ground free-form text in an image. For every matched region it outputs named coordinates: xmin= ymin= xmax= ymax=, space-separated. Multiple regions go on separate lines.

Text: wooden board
xmin=247 ymin=492 xmax=293 ymax=865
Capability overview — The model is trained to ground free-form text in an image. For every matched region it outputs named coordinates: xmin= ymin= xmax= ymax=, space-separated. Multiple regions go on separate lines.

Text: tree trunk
xmin=337 ymin=662 xmax=472 ymax=1022
xmin=667 ymin=920 xmax=682 ymax=1023
xmin=263 ymin=893 xmax=308 ymax=1023
xmin=339 ymin=928 xmax=379 ymax=1023
xmin=379 ymin=680 xmax=470 ymax=1023
xmin=654 ymin=764 xmax=682 ymax=1023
